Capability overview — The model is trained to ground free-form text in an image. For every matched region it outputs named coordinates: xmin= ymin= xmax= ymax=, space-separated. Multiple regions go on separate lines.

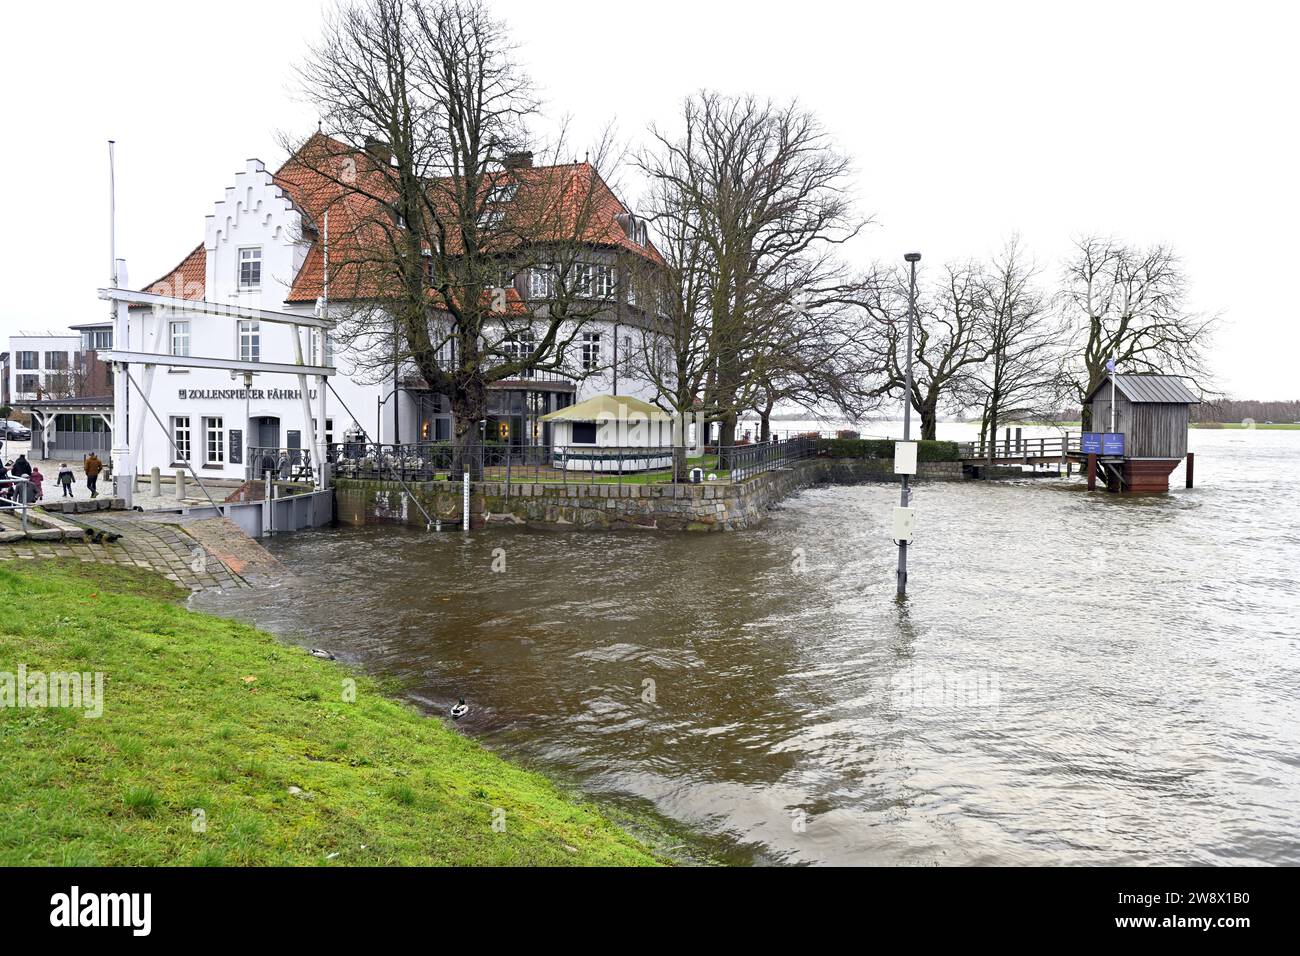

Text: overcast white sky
xmin=2 ymin=0 xmax=1296 ymax=398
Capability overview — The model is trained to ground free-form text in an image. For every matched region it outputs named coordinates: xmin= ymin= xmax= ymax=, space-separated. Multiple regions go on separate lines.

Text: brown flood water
xmin=194 ymin=428 xmax=1300 ymax=865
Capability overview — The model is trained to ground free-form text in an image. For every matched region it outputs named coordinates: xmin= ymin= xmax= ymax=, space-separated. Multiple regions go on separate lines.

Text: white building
xmin=7 ymin=332 xmax=80 ymax=402
xmin=112 ymin=136 xmax=669 ymax=482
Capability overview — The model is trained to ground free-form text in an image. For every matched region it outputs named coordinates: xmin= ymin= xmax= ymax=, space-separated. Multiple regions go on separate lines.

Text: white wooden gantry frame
xmin=96 ymin=272 xmax=335 ymax=508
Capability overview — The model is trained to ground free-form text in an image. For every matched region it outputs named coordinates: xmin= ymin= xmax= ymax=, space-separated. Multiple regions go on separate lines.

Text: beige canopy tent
xmin=539 ymin=393 xmax=674 ymax=471
xmin=539 ymin=394 xmax=672 ymax=423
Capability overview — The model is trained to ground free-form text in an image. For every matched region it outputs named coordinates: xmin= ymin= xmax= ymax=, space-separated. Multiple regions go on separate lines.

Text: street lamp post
xmin=897 ymin=252 xmax=921 ymax=598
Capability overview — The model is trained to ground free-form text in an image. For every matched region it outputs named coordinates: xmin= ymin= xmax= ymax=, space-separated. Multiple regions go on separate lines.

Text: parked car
xmin=1 ymin=421 xmax=31 ymax=441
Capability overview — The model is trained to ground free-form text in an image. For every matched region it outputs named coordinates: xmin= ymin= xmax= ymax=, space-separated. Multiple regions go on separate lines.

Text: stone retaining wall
xmin=335 ymin=457 xmax=962 ymax=533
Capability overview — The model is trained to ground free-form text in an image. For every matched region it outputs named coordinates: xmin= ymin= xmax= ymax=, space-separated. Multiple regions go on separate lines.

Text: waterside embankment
xmin=335 ymin=457 xmax=962 ymax=532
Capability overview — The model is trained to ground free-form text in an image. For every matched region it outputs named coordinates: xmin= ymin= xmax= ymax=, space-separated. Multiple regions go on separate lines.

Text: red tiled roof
xmin=144 ymin=243 xmax=206 ymax=300
xmin=143 ymin=133 xmax=661 ymax=308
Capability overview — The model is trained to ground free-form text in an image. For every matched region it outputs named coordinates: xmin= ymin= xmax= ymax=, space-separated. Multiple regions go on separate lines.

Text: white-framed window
xmin=528 ymin=265 xmax=554 ymax=299
xmin=590 ymin=263 xmax=615 ymax=298
xmin=203 ymin=416 xmax=224 ymax=464
xmin=238 ymin=320 xmax=260 ymax=363
xmin=16 ymin=351 xmax=38 ymax=370
xmin=502 ymin=330 xmax=536 ymax=378
xmin=581 ymin=332 xmax=601 ymax=371
xmin=238 ymin=247 xmax=262 ymax=288
xmin=170 ymin=320 xmax=190 ymax=357
xmin=44 ymin=351 xmax=69 ymax=370
xmin=313 ymin=418 xmax=337 ymax=447
xmin=172 ymin=416 xmax=191 ymax=462
xmin=16 ymin=374 xmax=39 ymax=394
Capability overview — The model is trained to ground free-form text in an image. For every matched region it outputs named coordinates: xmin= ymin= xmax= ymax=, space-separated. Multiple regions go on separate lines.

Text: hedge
xmin=816 ymin=437 xmax=962 ymax=462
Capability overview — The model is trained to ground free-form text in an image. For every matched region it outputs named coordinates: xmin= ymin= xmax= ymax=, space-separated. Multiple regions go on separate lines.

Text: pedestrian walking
xmin=84 ymin=452 xmax=103 ymax=498
xmin=57 ymin=463 xmax=75 ymax=497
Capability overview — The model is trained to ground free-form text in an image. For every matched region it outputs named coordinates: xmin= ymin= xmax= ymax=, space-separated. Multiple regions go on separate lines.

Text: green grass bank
xmin=0 ymin=561 xmax=661 ymax=866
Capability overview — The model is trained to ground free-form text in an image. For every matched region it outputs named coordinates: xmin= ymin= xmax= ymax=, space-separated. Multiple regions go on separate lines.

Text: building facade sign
xmin=178 ymin=388 xmax=318 ymax=401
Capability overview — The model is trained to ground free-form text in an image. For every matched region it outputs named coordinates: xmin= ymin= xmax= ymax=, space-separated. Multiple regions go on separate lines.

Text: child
xmin=30 ymin=467 xmax=44 ymax=501
xmin=57 ymin=463 xmax=75 ymax=498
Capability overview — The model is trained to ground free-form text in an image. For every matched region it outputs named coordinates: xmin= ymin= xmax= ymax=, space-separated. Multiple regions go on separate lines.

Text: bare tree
xmin=286 ymin=0 xmax=621 ymax=474
xmin=635 ymin=92 xmax=862 ymax=463
xmin=858 ymin=262 xmax=991 ymax=440
xmin=972 ymin=237 xmax=1067 ymax=464
xmin=1061 ymin=236 xmax=1215 ymax=428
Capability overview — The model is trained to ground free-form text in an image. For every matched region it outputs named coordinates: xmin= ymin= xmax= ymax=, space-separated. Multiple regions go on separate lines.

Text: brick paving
xmin=0 ymin=509 xmax=277 ymax=591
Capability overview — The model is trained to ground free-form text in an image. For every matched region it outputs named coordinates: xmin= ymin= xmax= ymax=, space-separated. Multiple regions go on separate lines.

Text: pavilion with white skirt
xmin=539 ymin=394 xmax=675 ymax=472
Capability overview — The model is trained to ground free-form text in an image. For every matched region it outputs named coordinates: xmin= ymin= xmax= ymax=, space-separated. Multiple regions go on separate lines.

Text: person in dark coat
xmin=10 ymin=455 xmax=32 ymax=503
xmin=57 ymin=464 xmax=75 ymax=498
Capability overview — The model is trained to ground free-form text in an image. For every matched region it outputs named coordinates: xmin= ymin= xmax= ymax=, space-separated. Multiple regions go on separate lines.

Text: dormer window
xmin=239 ymin=247 xmax=262 ymax=289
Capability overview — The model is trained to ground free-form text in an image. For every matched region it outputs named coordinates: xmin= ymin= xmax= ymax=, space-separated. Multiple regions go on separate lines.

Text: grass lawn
xmin=0 ymin=561 xmax=662 ymax=866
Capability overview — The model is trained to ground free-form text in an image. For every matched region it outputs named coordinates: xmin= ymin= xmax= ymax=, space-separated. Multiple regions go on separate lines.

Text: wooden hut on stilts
xmin=1081 ymin=374 xmax=1201 ymax=494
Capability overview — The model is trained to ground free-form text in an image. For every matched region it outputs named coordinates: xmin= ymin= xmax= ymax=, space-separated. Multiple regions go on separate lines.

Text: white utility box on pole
xmin=892 ymin=506 xmax=916 ymax=543
xmin=894 ymin=441 xmax=918 ymax=476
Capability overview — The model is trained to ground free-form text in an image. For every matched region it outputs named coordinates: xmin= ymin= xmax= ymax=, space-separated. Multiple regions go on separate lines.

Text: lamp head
xmin=904 ymin=252 xmax=921 ymax=263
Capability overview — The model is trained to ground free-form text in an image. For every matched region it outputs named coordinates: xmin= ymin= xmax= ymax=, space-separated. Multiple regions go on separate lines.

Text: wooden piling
xmin=1185 ymin=452 xmax=1195 ymax=489
xmin=1086 ymin=454 xmax=1097 ymax=491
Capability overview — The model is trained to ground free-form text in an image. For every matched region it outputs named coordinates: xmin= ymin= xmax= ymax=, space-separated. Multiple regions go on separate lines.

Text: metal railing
xmin=726 ymin=436 xmax=816 ymax=480
xmin=326 ymin=437 xmax=815 ymax=488
xmin=0 ymin=477 xmax=37 ymax=535
xmin=957 ymin=434 xmax=1080 ymax=461
xmin=246 ymin=447 xmax=315 ymax=482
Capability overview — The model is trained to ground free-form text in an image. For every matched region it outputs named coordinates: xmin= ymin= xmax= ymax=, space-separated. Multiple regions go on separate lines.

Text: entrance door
xmin=254 ymin=416 xmax=281 ymax=449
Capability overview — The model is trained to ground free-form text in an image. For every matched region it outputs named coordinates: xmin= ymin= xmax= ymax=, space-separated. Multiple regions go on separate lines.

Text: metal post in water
xmin=897 ymin=251 xmax=920 ymax=599
xmin=1186 ymin=452 xmax=1195 ymax=489
xmin=463 ymin=470 xmax=470 ymax=532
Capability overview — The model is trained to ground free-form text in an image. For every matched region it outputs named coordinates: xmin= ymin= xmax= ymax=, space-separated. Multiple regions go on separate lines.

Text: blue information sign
xmin=1080 ymin=432 xmax=1102 ymax=454
xmin=1102 ymin=432 xmax=1125 ymax=456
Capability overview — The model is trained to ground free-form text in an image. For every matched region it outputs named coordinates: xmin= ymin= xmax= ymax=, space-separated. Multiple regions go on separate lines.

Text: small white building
xmin=540 ymin=394 xmax=675 ymax=471
xmin=7 ymin=332 xmax=80 ymax=402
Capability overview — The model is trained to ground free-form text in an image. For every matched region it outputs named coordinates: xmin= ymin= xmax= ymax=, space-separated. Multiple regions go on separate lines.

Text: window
xmin=45 ymin=351 xmax=69 ymax=370
xmin=502 ymin=330 xmax=536 ymax=378
xmin=571 ymin=262 xmax=615 ymax=299
xmin=170 ymin=320 xmax=190 ymax=357
xmin=238 ymin=247 xmax=262 ymax=288
xmin=311 ymin=418 xmax=336 ymax=446
xmin=81 ymin=328 xmax=112 ymax=350
xmin=203 ymin=417 xmax=224 ymax=464
xmin=16 ymin=351 xmax=38 ymax=370
xmin=571 ymin=422 xmax=597 ymax=444
xmin=16 ymin=374 xmax=39 ymax=394
xmin=589 ymin=263 xmax=615 ymax=299
xmin=172 ymin=416 xmax=191 ymax=462
xmin=581 ymin=332 xmax=601 ymax=371
xmin=528 ymin=265 xmax=554 ymax=299
xmin=238 ymin=320 xmax=260 ymax=362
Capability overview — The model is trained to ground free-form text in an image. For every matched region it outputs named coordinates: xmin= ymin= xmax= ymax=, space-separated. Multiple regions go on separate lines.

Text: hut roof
xmin=1085 ymin=374 xmax=1201 ymax=405
xmin=540 ymin=394 xmax=671 ymax=422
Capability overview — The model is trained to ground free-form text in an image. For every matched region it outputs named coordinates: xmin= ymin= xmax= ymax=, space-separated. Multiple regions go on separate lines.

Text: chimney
xmin=502 ymin=150 xmax=534 ymax=169
xmin=364 ymin=136 xmax=393 ymax=165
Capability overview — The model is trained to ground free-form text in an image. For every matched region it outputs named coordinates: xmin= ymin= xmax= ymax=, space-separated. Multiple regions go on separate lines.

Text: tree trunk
xmin=759 ymin=411 xmax=771 ymax=442
xmin=920 ymin=403 xmax=939 ymax=441
xmin=985 ymin=409 xmax=996 ymax=469
xmin=717 ymin=411 xmax=737 ymax=470
xmin=451 ymin=394 xmax=484 ymax=481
